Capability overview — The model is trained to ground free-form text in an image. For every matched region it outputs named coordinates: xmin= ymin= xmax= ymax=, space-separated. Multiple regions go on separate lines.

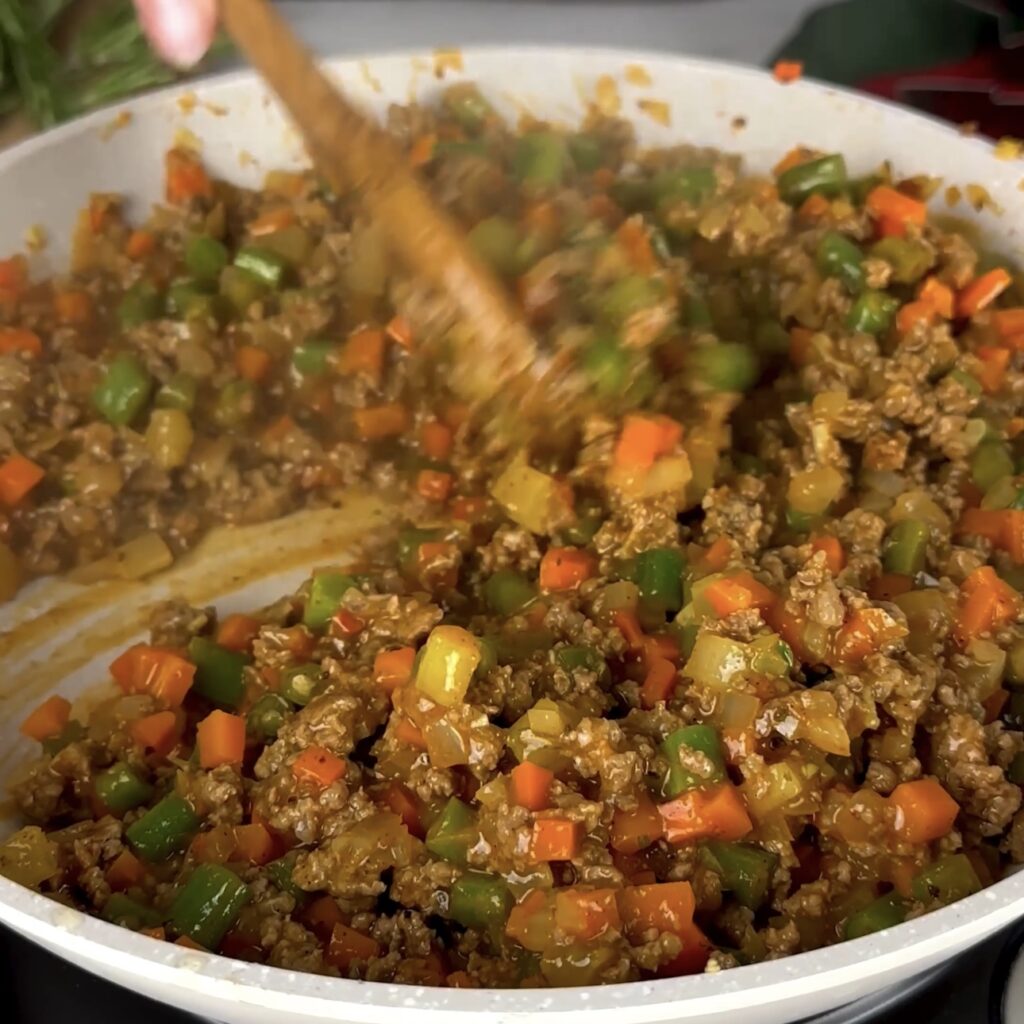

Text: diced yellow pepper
xmin=415 ymin=625 xmax=481 ymax=706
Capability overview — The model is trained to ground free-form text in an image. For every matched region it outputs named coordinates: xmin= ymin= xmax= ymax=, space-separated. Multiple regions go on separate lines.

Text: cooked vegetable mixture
xmin=5 ymin=82 xmax=1024 ymax=988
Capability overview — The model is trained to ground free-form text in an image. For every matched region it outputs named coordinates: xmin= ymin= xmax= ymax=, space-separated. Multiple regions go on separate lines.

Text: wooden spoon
xmin=218 ymin=0 xmax=545 ymax=411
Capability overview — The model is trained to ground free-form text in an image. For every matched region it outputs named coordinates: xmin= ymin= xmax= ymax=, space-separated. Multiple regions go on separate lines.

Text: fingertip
xmin=134 ymin=0 xmax=217 ymax=69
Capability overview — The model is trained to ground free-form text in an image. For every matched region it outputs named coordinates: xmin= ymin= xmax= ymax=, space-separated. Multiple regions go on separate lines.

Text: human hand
xmin=133 ymin=0 xmax=217 ymax=69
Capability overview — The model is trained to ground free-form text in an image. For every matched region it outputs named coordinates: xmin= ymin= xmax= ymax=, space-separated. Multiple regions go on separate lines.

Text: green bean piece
xmin=303 ymin=570 xmax=358 ymax=629
xmin=450 ymin=871 xmax=512 ymax=929
xmin=816 ymin=231 xmax=865 ymax=292
xmin=910 ymin=854 xmax=982 ymax=905
xmin=218 ymin=265 xmax=266 ymax=313
xmin=692 ymin=342 xmax=759 ymax=392
xmin=155 ymin=372 xmax=197 ymax=412
xmin=468 ymin=216 xmax=524 ymax=277
xmin=103 ymin=893 xmax=163 ymax=931
xmin=567 ymin=134 xmax=605 ymax=172
xmin=187 ymin=637 xmax=248 ymax=709
xmin=170 ymin=864 xmax=251 ymax=949
xmin=95 ymin=763 xmax=153 ymax=814
xmin=701 ymin=841 xmax=779 ymax=910
xmin=514 ymin=132 xmax=568 ymax=189
xmin=843 ymin=893 xmax=907 ymax=940
xmin=117 ymin=281 xmax=163 ymax=329
xmin=126 ymin=794 xmax=200 ymax=862
xmin=870 ymin=236 xmax=935 ymax=284
xmin=653 ymin=166 xmax=717 ymax=206
xmin=777 ymin=154 xmax=848 ymax=205
xmin=234 ymin=246 xmax=289 ymax=289
xmin=425 ymin=797 xmax=477 ymax=865
xmin=92 ymin=353 xmax=153 ymax=426
xmin=292 ymin=339 xmax=334 ymax=376
xmin=634 ymin=548 xmax=686 ymax=616
xmin=581 ymin=333 xmax=630 ymax=398
xmin=279 ymin=663 xmax=323 ymax=707
xmin=266 ymin=851 xmax=308 ymax=903
xmin=971 ymin=441 xmax=1015 ymax=492
xmin=560 ymin=512 xmax=603 ymax=547
xmin=882 ymin=519 xmax=929 ymax=576
xmin=184 ymin=235 xmax=229 ymax=283
xmin=662 ymin=725 xmax=726 ymax=797
xmin=846 ymin=290 xmax=899 ymax=334
xmin=786 ymin=506 xmax=822 ymax=534
xmin=483 ymin=569 xmax=536 ymax=617
xmin=246 ymin=693 xmax=292 ymax=739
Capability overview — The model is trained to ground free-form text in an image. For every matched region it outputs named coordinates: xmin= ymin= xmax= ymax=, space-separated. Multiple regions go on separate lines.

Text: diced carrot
xmin=338 ymin=327 xmax=386 ymax=384
xmin=378 ymin=780 xmax=424 ymax=837
xmin=587 ymin=192 xmax=622 ymax=227
xmin=704 ymin=571 xmax=777 ymax=618
xmin=957 ymin=507 xmax=1009 ymax=545
xmin=292 ymin=745 xmax=347 ymax=787
xmin=530 ymin=817 xmax=583 ymax=862
xmin=510 ymin=761 xmax=554 ymax=812
xmin=592 ymin=167 xmax=616 ymax=191
xmin=0 ymin=255 xmax=27 ymax=293
xmin=867 ymin=572 xmax=914 ymax=601
xmin=332 ymin=609 xmax=365 ymax=637
xmin=89 ymin=194 xmax=118 ymax=233
xmin=352 ymin=403 xmax=410 ymax=440
xmin=640 ymin=657 xmax=678 ymax=709
xmin=890 ymin=777 xmax=959 ymax=844
xmin=658 ymin=783 xmax=753 ymax=844
xmin=165 ymin=148 xmax=214 ymax=205
xmin=131 ymin=710 xmax=180 ymax=757
xmin=233 ymin=823 xmax=275 ymax=865
xmin=657 ymin=920 xmax=713 ymax=977
xmin=374 ymin=647 xmax=416 ymax=692
xmin=106 ymin=850 xmax=146 ymax=891
xmin=216 ymin=613 xmax=260 ymax=652
xmin=789 ymin=325 xmax=815 ymax=366
xmin=1003 ymin=510 xmax=1024 ymax=564
xmin=262 ymin=414 xmax=296 ymax=444
xmin=111 ymin=645 xmax=196 ymax=707
xmin=19 ymin=695 xmax=71 ymax=742
xmin=234 ymin=344 xmax=272 ymax=383
xmin=327 ymin=923 xmax=381 ymax=970
xmin=613 ymin=414 xmax=681 ymax=470
xmin=617 ymin=880 xmax=696 ymax=941
xmin=955 ymin=565 xmax=1021 ymax=644
xmin=992 ymin=307 xmax=1024 ymax=342
xmin=772 ymin=59 xmax=803 ymax=83
xmin=958 ymin=268 xmax=1012 ymax=318
xmin=408 ymin=133 xmax=437 ymax=168
xmin=302 ymin=895 xmax=344 ymax=940
xmin=773 ymin=146 xmax=813 ymax=177
xmin=446 ymin=971 xmax=478 ymax=988
xmin=248 ymin=207 xmax=295 ymax=236
xmin=975 ymin=345 xmax=1010 ymax=394
xmin=55 ymin=289 xmax=93 ymax=325
xmin=450 ymin=495 xmax=491 ymax=521
xmin=797 ymin=193 xmax=830 ymax=220
xmin=896 ymin=300 xmax=935 ymax=335
xmin=175 ymin=935 xmax=206 ymax=951
xmin=866 ymin=185 xmax=927 ymax=236
xmin=613 ymin=609 xmax=645 ymax=650
xmin=554 ymin=888 xmax=621 ymax=941
xmin=385 ymin=314 xmax=414 ymax=350
xmin=125 ymin=229 xmax=157 ymax=260
xmin=610 ymin=791 xmax=665 ymax=854
xmin=701 ymin=537 xmax=734 ymax=572
xmin=420 ymin=420 xmax=453 ymax=461
xmin=918 ymin=276 xmax=955 ymax=319
xmin=810 ymin=534 xmax=845 ymax=575
xmin=196 ymin=710 xmax=246 ymax=769
xmin=1009 ymin=417 xmax=1024 ymax=439
xmin=190 ymin=826 xmax=236 ymax=865
xmin=416 ymin=468 xmax=454 ymax=502
xmin=539 ymin=546 xmax=597 ymax=591
xmin=616 ymin=217 xmax=656 ymax=274
xmin=833 ymin=607 xmax=906 ymax=664
xmin=983 ymin=688 xmax=1010 ymax=724
xmin=0 ymin=454 xmax=45 ymax=506
xmin=0 ymin=327 xmax=42 ymax=359
xmin=442 ymin=401 xmax=471 ymax=430
xmin=643 ymin=632 xmax=681 ymax=666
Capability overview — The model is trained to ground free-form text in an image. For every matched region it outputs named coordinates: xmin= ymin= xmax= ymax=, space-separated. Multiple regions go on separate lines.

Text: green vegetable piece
xmin=600 ymin=275 xmax=663 ymax=326
xmin=397 ymin=527 xmax=443 ymax=570
xmin=434 ymin=140 xmax=489 ymax=159
xmin=653 ymin=166 xmax=717 ymax=206
xmin=292 ymin=339 xmax=333 ymax=376
xmin=103 ymin=893 xmax=163 ymax=931
xmin=184 ymin=235 xmax=229 ymax=283
xmin=870 ymin=236 xmax=935 ymax=284
xmin=442 ymin=85 xmax=494 ymax=132
xmin=304 ymin=570 xmax=358 ymax=629
xmin=582 ymin=333 xmax=630 ymax=398
xmin=514 ymin=132 xmax=568 ymax=189
xmin=166 ymin=278 xmax=214 ymax=320
xmin=218 ymin=265 xmax=266 ymax=313
xmin=754 ymin=320 xmax=792 ymax=357
xmin=234 ymin=246 xmax=289 ymax=289
xmin=560 ymin=512 xmax=603 ymax=547
xmin=92 ymin=353 xmax=153 ymax=426
xmin=816 ymin=231 xmax=865 ymax=292
xmin=425 ymin=797 xmax=477 ymax=865
xmin=971 ymin=441 xmax=1015 ymax=492
xmin=555 ymin=646 xmax=607 ymax=678
xmin=484 ymin=569 xmax=536 ymax=617
xmin=155 ymin=372 xmax=197 ymax=412
xmin=187 ymin=637 xmax=248 ymax=709
xmin=170 ymin=863 xmax=251 ymax=949
xmin=267 ymin=851 xmax=308 ymax=903
xmin=279 ymin=663 xmax=323 ymax=707
xmin=846 ymin=290 xmax=899 ymax=334
xmin=567 ymin=134 xmax=604 ymax=172
xmin=214 ymin=379 xmax=255 ymax=428
xmin=662 ymin=725 xmax=726 ymax=797
xmin=777 ymin=153 xmax=848 ymax=205
xmin=450 ymin=871 xmax=512 ymax=929
xmin=634 ymin=548 xmax=685 ymax=615
xmin=685 ymin=289 xmax=714 ymax=329
xmin=468 ymin=216 xmax=524 ymax=276
xmin=910 ymin=854 xmax=982 ymax=905
xmin=947 ymin=368 xmax=982 ymax=397
xmin=882 ymin=519 xmax=929 ymax=576
xmin=41 ymin=720 xmax=86 ymax=757
xmin=95 ymin=763 xmax=153 ymax=814
xmin=246 ymin=692 xmax=291 ymax=739
xmin=117 ymin=281 xmax=163 ymax=329
xmin=702 ymin=841 xmax=779 ymax=910
xmin=785 ymin=506 xmax=822 ymax=534
xmin=843 ymin=893 xmax=907 ymax=940
xmin=692 ymin=342 xmax=759 ymax=392
xmin=125 ymin=794 xmax=200 ymax=862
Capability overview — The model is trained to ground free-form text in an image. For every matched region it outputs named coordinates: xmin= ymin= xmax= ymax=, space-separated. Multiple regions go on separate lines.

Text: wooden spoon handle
xmin=217 ymin=0 xmax=540 ymax=404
